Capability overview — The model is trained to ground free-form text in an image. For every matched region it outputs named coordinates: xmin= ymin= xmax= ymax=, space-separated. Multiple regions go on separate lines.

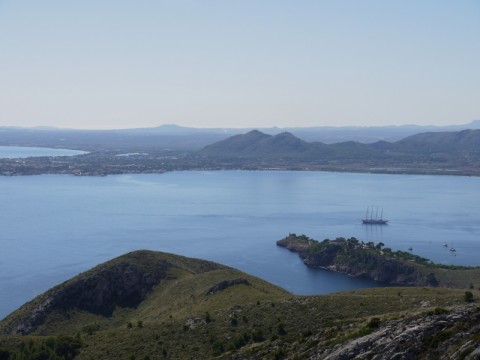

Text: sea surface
xmin=1 ymin=171 xmax=479 ymax=319
xmin=0 ymin=146 xmax=86 ymax=158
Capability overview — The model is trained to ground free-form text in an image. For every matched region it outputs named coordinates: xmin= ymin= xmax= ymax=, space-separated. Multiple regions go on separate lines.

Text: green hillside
xmin=0 ymin=251 xmax=288 ymax=337
xmin=1 ymin=250 xmax=479 ymax=359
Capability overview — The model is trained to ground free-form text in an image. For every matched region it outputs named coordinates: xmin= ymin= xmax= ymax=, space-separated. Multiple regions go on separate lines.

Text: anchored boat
xmin=362 ymin=206 xmax=388 ymax=225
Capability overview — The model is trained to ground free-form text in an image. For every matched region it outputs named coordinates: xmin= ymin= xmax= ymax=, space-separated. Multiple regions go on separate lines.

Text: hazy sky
xmin=0 ymin=1 xmax=479 ymax=129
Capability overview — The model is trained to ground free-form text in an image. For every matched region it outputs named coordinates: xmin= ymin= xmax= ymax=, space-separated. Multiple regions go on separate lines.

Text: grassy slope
xmin=429 ymin=267 xmax=480 ymax=289
xmin=0 ymin=251 xmax=479 ymax=359
xmin=74 ymin=288 xmax=475 ymax=359
xmin=0 ymin=251 xmax=288 ymax=336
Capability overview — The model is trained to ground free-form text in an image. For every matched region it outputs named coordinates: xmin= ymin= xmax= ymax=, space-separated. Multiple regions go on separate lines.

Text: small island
xmin=277 ymin=234 xmax=480 ymax=288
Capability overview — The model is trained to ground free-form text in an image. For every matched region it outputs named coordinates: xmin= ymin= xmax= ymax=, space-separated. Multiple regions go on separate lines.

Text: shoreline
xmin=1 ymin=160 xmax=479 ymax=178
xmin=277 ymin=234 xmax=480 ymax=289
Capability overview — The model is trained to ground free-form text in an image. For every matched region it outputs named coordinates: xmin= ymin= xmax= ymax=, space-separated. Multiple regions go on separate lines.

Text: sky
xmin=0 ymin=1 xmax=479 ymax=130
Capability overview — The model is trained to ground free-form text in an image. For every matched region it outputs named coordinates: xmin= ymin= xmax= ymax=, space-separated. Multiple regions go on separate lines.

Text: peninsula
xmin=277 ymin=234 xmax=480 ymax=289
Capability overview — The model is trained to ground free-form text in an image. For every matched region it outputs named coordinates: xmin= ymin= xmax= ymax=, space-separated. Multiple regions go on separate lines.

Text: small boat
xmin=362 ymin=206 xmax=388 ymax=225
xmin=408 ymin=247 xmax=413 ymax=251
xmin=442 ymin=244 xmax=448 ymax=247
xmin=450 ymin=248 xmax=456 ymax=252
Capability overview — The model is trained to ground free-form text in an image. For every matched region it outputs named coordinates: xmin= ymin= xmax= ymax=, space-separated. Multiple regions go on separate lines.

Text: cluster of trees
xmin=0 ymin=335 xmax=82 ymax=360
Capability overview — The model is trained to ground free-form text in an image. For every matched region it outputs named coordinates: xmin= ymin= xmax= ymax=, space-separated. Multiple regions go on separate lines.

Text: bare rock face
xmin=1 ymin=250 xmax=226 ymax=335
xmin=52 ymin=261 xmax=169 ymax=315
xmin=316 ymin=305 xmax=480 ymax=360
xmin=5 ymin=260 xmax=172 ymax=335
xmin=206 ymin=278 xmax=251 ymax=295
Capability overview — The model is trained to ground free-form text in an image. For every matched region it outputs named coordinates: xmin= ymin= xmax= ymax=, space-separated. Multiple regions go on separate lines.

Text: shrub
xmin=434 ymin=307 xmax=448 ymax=315
xmin=205 ymin=312 xmax=212 ymax=323
xmin=428 ymin=329 xmax=452 ymax=348
xmin=211 ymin=340 xmax=225 ymax=356
xmin=367 ymin=317 xmax=381 ymax=329
xmin=233 ymin=332 xmax=250 ymax=349
xmin=465 ymin=291 xmax=474 ymax=303
xmin=252 ymin=329 xmax=264 ymax=342
xmin=302 ymin=329 xmax=313 ymax=338
xmin=273 ymin=348 xmax=286 ymax=359
xmin=82 ymin=323 xmax=100 ymax=335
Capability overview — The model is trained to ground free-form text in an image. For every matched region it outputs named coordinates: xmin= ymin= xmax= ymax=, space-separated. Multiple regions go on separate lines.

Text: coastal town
xmin=1 ymin=148 xmax=479 ymax=177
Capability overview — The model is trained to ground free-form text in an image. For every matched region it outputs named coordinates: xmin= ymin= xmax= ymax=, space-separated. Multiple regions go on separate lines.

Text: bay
xmin=0 ymin=146 xmax=87 ymax=158
xmin=1 ymin=171 xmax=479 ymax=319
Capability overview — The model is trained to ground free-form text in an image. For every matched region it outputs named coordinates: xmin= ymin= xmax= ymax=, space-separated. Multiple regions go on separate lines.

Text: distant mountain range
xmin=199 ymin=128 xmax=480 ymax=160
xmin=1 ymin=120 xmax=480 ymax=150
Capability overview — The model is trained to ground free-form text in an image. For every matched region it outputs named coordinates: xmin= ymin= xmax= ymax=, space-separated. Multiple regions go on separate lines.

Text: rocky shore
xmin=277 ymin=234 xmax=440 ymax=287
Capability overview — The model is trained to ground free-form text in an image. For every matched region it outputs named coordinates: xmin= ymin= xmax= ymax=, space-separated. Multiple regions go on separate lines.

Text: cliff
xmin=277 ymin=234 xmax=440 ymax=286
xmin=0 ymin=250 xmax=287 ymax=336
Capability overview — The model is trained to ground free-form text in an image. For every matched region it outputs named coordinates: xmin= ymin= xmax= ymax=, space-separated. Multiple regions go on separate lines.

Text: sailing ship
xmin=362 ymin=206 xmax=388 ymax=225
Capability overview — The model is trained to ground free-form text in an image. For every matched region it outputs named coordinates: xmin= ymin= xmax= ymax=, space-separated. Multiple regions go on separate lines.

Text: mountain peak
xmin=199 ymin=130 xmax=314 ymax=158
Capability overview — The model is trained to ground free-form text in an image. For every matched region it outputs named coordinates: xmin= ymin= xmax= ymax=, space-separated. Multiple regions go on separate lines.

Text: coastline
xmin=1 ymin=154 xmax=479 ymax=178
xmin=276 ymin=234 xmax=480 ymax=289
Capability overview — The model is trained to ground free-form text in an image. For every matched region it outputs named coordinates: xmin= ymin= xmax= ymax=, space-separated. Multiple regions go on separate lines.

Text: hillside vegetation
xmin=277 ymin=234 xmax=480 ymax=289
xmin=1 ymin=250 xmax=480 ymax=359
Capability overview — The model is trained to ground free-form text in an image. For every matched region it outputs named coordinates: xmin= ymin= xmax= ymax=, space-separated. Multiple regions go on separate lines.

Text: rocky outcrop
xmin=277 ymin=235 xmax=439 ymax=287
xmin=230 ymin=305 xmax=480 ymax=359
xmin=1 ymin=250 xmax=224 ymax=335
xmin=317 ymin=305 xmax=480 ymax=360
xmin=4 ymin=261 xmax=171 ymax=335
xmin=206 ymin=278 xmax=251 ymax=295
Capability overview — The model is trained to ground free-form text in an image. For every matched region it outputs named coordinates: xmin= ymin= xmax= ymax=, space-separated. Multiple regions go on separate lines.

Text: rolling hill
xmin=1 ymin=250 xmax=480 ymax=359
xmin=0 ymin=250 xmax=288 ymax=337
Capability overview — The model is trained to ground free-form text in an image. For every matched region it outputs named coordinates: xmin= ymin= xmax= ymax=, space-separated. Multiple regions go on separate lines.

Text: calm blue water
xmin=0 ymin=146 xmax=86 ymax=158
xmin=1 ymin=171 xmax=479 ymax=319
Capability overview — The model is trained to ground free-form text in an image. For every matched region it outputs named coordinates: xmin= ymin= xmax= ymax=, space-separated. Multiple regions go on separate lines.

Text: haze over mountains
xmin=199 ymin=128 xmax=480 ymax=161
xmin=1 ymin=120 xmax=480 ymax=151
